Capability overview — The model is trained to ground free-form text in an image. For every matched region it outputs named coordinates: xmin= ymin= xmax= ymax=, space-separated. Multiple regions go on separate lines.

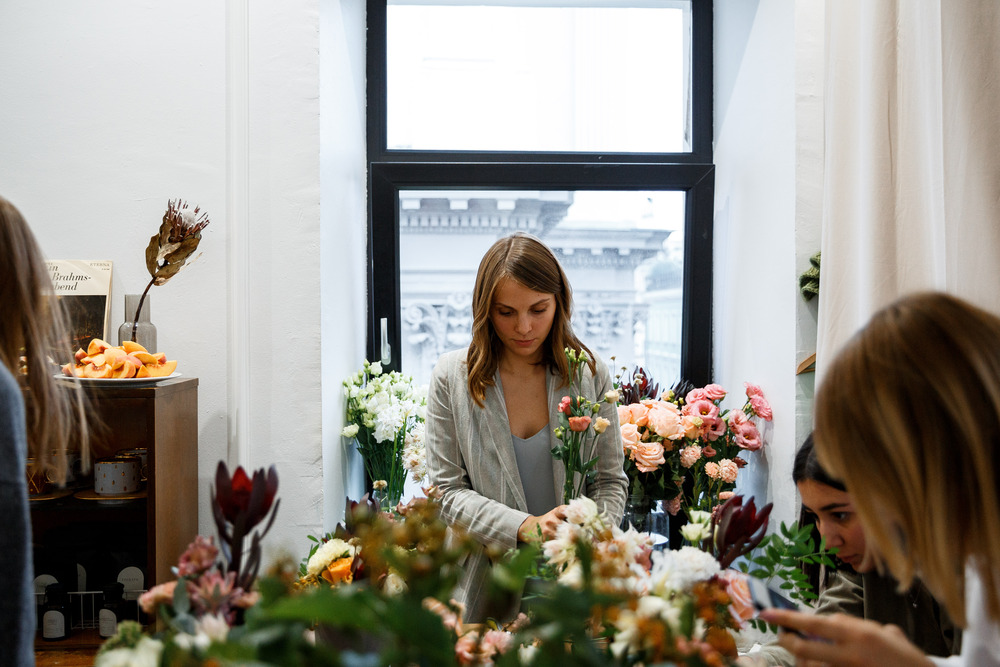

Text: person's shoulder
xmin=432 ymin=348 xmax=469 ymax=378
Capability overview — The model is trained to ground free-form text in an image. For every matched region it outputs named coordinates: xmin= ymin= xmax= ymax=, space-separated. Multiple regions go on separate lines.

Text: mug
xmin=94 ymin=456 xmax=141 ymax=495
xmin=116 ymin=448 xmax=148 ymax=482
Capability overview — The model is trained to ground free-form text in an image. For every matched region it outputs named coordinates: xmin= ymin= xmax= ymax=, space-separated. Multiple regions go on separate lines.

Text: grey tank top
xmin=511 ymin=427 xmax=558 ymax=516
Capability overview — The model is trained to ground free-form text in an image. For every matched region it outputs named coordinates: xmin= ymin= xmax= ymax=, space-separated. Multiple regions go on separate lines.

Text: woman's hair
xmin=0 ymin=196 xmax=89 ymax=483
xmin=466 ymin=232 xmax=593 ymax=406
xmin=792 ymin=432 xmax=846 ymax=491
xmin=815 ymin=291 xmax=1000 ymax=627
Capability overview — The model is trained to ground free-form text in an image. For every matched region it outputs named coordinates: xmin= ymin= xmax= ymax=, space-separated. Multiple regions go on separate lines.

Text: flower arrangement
xmin=128 ymin=199 xmax=210 ymax=342
xmin=97 ymin=461 xmax=279 ymax=666
xmin=341 ymin=360 xmax=427 ymax=509
xmin=616 ymin=367 xmax=773 ymax=517
xmin=551 ymin=347 xmax=618 ymax=505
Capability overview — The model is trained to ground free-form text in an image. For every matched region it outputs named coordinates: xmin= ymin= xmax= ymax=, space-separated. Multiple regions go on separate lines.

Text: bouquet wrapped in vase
xmin=341 ymin=360 xmax=427 ymax=510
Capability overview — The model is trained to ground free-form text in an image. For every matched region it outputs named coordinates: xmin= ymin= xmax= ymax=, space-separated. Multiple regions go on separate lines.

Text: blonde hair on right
xmin=814 ymin=291 xmax=1000 ymax=627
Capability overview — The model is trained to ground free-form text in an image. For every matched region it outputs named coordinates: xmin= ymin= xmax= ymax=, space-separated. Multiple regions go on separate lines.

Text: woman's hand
xmin=518 ymin=505 xmax=567 ymax=542
xmin=760 ymin=609 xmax=935 ymax=667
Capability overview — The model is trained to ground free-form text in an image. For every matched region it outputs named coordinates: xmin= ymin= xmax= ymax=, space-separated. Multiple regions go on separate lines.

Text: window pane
xmin=387 ymin=1 xmax=692 ymax=153
xmin=399 ymin=190 xmax=685 ymax=390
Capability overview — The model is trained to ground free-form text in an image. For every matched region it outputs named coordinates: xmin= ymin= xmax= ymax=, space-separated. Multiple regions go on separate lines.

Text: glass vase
xmin=118 ymin=294 xmax=157 ymax=352
xmin=622 ymin=495 xmax=670 ymax=549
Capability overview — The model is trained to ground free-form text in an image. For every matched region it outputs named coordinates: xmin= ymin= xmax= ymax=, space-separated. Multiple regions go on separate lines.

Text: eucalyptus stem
xmin=130 ymin=276 xmax=156 ymax=342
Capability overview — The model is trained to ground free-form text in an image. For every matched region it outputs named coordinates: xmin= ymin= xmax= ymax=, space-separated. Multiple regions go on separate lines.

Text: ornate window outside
xmin=368 ymin=0 xmax=714 ymax=389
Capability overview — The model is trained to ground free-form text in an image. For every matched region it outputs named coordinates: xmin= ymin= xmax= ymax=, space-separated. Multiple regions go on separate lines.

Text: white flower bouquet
xmin=342 ymin=360 xmax=427 ymax=509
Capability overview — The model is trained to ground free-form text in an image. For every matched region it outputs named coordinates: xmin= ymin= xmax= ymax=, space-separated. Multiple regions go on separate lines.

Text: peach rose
xmin=719 ymin=570 xmax=755 ymax=626
xmin=624 ymin=402 xmax=650 ymax=427
xmin=620 ymin=423 xmax=641 ymax=452
xmin=646 ymin=401 xmax=684 ymax=440
xmin=631 ymin=441 xmax=665 ymax=473
xmin=139 ymin=580 xmax=177 ymax=615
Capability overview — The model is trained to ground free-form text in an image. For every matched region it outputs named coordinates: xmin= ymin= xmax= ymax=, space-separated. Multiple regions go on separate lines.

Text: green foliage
xmin=735 ymin=520 xmax=838 ymax=633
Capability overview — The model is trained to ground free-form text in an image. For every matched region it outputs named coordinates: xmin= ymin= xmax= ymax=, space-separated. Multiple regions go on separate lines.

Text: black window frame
xmin=366 ymin=0 xmax=715 ymax=387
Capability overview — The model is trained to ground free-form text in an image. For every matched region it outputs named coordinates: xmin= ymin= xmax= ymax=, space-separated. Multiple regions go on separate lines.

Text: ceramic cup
xmin=26 ymin=457 xmax=50 ymax=496
xmin=94 ymin=456 xmax=141 ymax=495
xmin=116 ymin=448 xmax=148 ymax=482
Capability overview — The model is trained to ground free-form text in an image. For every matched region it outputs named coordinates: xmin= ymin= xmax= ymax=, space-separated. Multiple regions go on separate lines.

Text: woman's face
xmin=797 ymin=479 xmax=871 ymax=572
xmin=489 ymin=277 xmax=556 ymax=364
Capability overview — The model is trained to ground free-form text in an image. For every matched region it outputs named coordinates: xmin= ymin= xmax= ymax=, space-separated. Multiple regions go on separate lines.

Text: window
xmin=367 ymin=0 xmax=714 ymax=388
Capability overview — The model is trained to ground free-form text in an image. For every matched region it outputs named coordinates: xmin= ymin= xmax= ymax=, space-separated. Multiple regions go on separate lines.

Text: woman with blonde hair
xmin=425 ymin=232 xmax=628 ymax=621
xmin=0 ymin=196 xmax=89 ymax=665
xmin=763 ymin=291 xmax=1000 ymax=666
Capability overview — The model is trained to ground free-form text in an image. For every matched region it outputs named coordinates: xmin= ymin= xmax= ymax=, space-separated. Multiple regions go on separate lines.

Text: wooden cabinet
xmin=31 ymin=376 xmax=198 ymax=650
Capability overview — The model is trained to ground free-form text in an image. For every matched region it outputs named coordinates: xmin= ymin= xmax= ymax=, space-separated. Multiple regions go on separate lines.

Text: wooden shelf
xmin=32 ymin=377 xmax=198 ymax=659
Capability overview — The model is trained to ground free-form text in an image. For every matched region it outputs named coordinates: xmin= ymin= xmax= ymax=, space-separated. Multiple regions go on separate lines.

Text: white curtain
xmin=816 ymin=0 xmax=1000 ymax=381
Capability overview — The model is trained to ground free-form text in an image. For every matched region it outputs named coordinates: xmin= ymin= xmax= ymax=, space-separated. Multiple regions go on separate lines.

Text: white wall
xmin=713 ymin=0 xmax=824 ymax=527
xmin=0 ymin=0 xmax=360 ymax=572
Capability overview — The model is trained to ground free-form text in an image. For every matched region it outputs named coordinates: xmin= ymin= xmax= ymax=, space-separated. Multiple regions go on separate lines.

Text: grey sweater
xmin=0 ymin=363 xmax=35 ymax=665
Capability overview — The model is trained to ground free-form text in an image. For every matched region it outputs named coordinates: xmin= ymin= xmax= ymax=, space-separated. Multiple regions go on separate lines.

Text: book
xmin=46 ymin=260 xmax=114 ymax=351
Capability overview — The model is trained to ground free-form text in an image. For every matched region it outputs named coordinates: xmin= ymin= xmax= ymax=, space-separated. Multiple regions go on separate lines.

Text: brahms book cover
xmin=46 ymin=260 xmax=114 ymax=351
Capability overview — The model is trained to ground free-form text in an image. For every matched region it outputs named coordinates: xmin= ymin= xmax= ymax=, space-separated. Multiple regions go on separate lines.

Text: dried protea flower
xmin=128 ymin=199 xmax=210 ymax=341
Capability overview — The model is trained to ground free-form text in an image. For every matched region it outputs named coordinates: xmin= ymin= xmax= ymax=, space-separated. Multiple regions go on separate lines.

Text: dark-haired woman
xmin=425 ymin=232 xmax=628 ymax=622
xmin=740 ymin=434 xmax=960 ymax=666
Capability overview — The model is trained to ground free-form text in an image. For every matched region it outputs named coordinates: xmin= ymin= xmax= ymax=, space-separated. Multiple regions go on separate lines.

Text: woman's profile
xmin=0 ymin=195 xmax=90 ymax=666
xmin=425 ymin=232 xmax=628 ymax=622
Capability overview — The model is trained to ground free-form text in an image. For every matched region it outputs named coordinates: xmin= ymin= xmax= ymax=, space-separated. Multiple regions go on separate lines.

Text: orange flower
xmin=321 ymin=556 xmax=355 ymax=586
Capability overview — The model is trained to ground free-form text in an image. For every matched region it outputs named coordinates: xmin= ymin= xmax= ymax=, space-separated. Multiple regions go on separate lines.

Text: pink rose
xmin=646 ymin=401 xmax=684 ymax=440
xmin=704 ymin=462 xmax=721 ymax=479
xmin=558 ymin=396 xmax=572 ymax=414
xmin=568 ymin=415 xmax=592 ymax=432
xmin=680 ymin=445 xmax=702 ymax=468
xmin=631 ymin=441 xmax=666 ymax=473
xmin=620 ymin=423 xmax=641 ymax=452
xmin=719 ymin=458 xmax=739 ymax=483
xmin=702 ymin=383 xmax=727 ymax=401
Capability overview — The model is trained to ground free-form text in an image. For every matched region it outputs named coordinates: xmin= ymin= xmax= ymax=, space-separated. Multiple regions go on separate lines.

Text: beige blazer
xmin=425 ymin=348 xmax=628 ymax=621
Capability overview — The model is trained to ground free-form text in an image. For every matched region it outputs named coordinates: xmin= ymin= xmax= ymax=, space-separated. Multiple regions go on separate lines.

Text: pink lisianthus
xmin=728 ymin=411 xmax=762 ymax=451
xmin=631 ymin=441 xmax=666 ymax=473
xmin=704 ymin=416 xmax=727 ymax=442
xmin=702 ymin=384 xmax=727 ymax=401
xmin=568 ymin=415 xmax=592 ymax=432
xmin=719 ymin=458 xmax=739 ymax=483
xmin=704 ymin=462 xmax=721 ymax=479
xmin=177 ymin=535 xmax=219 ymax=577
xmin=701 ymin=445 xmax=717 ymax=458
xmin=139 ymin=580 xmax=177 ymax=615
xmin=680 ymin=445 xmax=702 ymax=468
xmin=558 ymin=396 xmax=572 ymax=414
xmin=645 ymin=400 xmax=684 ymax=440
xmin=683 ymin=400 xmax=720 ymax=432
xmin=744 ymin=383 xmax=773 ymax=421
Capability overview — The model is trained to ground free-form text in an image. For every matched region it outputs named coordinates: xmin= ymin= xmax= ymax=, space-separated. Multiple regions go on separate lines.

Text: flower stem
xmin=131 ymin=276 xmax=157 ymax=342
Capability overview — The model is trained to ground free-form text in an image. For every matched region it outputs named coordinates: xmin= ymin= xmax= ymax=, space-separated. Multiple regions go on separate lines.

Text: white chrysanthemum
xmin=563 ymin=496 xmax=600 ymax=527
xmin=649 ymin=546 xmax=721 ymax=595
xmin=307 ymin=538 xmax=355 ymax=576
